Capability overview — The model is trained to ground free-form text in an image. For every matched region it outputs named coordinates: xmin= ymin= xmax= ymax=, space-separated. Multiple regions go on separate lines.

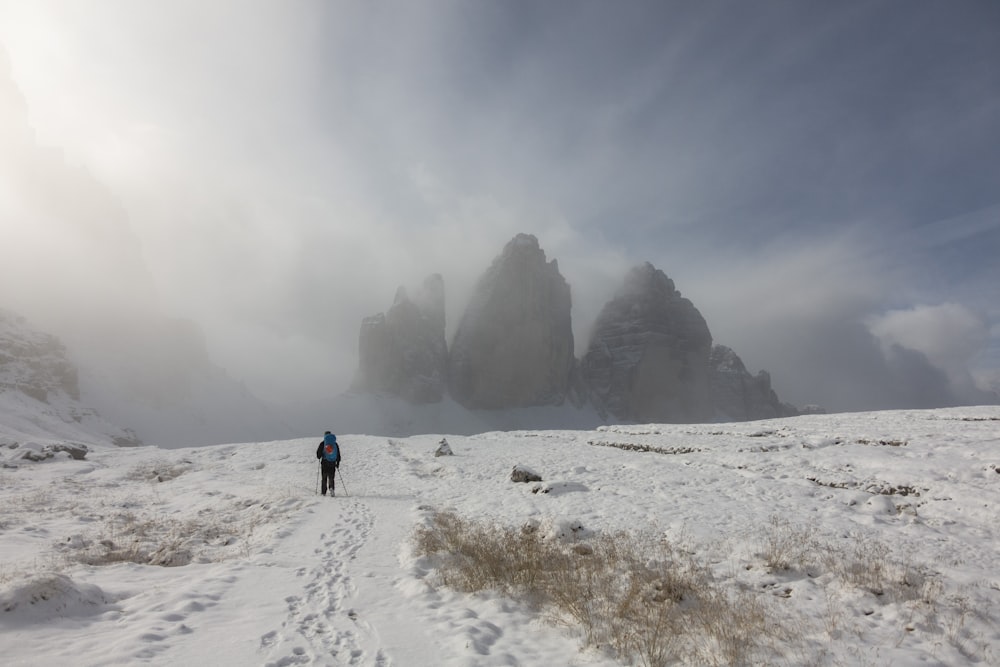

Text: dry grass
xmin=413 ymin=510 xmax=989 ymax=666
xmin=126 ymin=459 xmax=194 ymax=483
xmin=757 ymin=515 xmax=818 ymax=574
xmin=822 ymin=532 xmax=934 ymax=603
xmin=68 ymin=499 xmax=278 ymax=568
xmin=413 ymin=511 xmax=779 ymax=666
xmin=754 ymin=517 xmax=935 ymax=603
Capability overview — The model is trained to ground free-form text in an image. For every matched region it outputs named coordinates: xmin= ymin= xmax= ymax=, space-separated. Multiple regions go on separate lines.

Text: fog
xmin=1 ymin=1 xmax=998 ymax=429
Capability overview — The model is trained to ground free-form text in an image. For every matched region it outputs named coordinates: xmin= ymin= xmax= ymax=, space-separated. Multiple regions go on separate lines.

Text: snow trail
xmin=259 ymin=498 xmax=373 ymax=666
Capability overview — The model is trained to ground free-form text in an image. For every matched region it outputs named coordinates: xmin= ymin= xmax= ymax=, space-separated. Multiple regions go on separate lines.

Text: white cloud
xmin=868 ymin=304 xmax=989 ymax=385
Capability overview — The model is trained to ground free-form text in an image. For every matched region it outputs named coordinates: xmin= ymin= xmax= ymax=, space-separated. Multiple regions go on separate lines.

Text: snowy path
xmin=256 ymin=498 xmax=374 ymax=666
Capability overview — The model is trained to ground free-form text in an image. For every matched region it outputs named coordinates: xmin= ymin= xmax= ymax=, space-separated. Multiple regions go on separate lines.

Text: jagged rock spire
xmin=353 ymin=274 xmax=448 ymax=403
xmin=580 ymin=262 xmax=714 ymax=423
xmin=448 ymin=234 xmax=575 ymax=409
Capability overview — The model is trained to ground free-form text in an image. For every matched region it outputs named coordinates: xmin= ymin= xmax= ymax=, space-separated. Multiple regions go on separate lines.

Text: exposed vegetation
xmin=413 ymin=511 xmax=989 ymax=666
xmin=413 ymin=511 xmax=782 ymax=666
xmin=588 ymin=440 xmax=700 ymax=455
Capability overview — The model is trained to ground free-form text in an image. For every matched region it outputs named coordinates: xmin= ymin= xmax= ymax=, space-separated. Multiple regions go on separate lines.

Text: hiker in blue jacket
xmin=316 ymin=431 xmax=341 ymax=496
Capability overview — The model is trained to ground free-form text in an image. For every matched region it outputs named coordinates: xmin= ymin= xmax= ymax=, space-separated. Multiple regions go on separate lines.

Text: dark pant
xmin=320 ymin=462 xmax=337 ymax=495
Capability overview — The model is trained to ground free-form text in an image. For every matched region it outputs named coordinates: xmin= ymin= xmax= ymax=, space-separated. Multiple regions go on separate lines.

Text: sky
xmin=1 ymin=0 xmax=998 ymax=417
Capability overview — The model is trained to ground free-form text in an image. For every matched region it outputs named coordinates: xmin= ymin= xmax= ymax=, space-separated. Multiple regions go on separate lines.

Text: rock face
xmin=709 ymin=345 xmax=797 ymax=421
xmin=448 ymin=234 xmax=575 ymax=409
xmin=580 ymin=263 xmax=713 ymax=423
xmin=353 ymin=274 xmax=448 ymax=403
xmin=0 ymin=309 xmax=142 ymax=446
xmin=0 ymin=309 xmax=80 ymax=403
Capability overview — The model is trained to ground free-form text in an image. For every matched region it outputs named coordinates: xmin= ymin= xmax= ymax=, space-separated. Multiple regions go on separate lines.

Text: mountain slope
xmin=0 ymin=309 xmax=140 ymax=446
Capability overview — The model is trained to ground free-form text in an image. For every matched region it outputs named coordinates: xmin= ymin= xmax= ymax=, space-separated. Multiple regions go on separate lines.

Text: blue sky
xmin=1 ymin=0 xmax=998 ymax=412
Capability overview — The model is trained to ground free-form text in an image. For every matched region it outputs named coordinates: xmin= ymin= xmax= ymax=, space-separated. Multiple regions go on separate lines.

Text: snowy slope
xmin=1 ymin=407 xmax=999 ymax=666
xmin=0 ymin=310 xmax=141 ymax=447
xmin=0 ymin=389 xmax=138 ymax=447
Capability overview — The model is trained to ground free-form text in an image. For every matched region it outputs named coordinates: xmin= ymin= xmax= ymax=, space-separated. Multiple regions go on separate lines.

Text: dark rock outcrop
xmin=448 ymin=234 xmax=575 ymax=409
xmin=353 ymin=274 xmax=448 ymax=403
xmin=511 ymin=465 xmax=543 ymax=483
xmin=0 ymin=309 xmax=81 ymax=403
xmin=18 ymin=442 xmax=89 ymax=462
xmin=580 ymin=263 xmax=713 ymax=423
xmin=709 ymin=345 xmax=797 ymax=421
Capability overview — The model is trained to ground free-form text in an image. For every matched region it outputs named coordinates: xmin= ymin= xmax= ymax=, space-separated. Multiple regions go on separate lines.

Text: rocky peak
xmin=580 ymin=263 xmax=713 ymax=423
xmin=448 ymin=234 xmax=574 ymax=409
xmin=709 ymin=344 xmax=796 ymax=421
xmin=353 ymin=274 xmax=448 ymax=404
xmin=412 ymin=273 xmax=446 ymax=333
xmin=620 ymin=261 xmax=677 ymax=298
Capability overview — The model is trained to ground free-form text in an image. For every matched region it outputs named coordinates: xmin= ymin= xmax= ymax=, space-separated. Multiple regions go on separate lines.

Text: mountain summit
xmin=580 ymin=262 xmax=714 ymax=423
xmin=448 ymin=234 xmax=575 ymax=409
xmin=353 ymin=274 xmax=448 ymax=404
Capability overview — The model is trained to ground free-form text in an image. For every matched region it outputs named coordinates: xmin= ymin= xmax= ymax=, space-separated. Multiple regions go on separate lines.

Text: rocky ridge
xmin=0 ymin=309 xmax=141 ymax=446
xmin=353 ymin=274 xmax=448 ymax=403
xmin=709 ymin=345 xmax=798 ymax=421
xmin=448 ymin=234 xmax=575 ymax=409
xmin=353 ymin=235 xmax=794 ymax=424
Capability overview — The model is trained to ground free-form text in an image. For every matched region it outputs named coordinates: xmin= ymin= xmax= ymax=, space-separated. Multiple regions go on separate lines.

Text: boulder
xmin=20 ymin=445 xmax=53 ymax=462
xmin=52 ymin=443 xmax=89 ymax=461
xmin=434 ymin=438 xmax=453 ymax=457
xmin=511 ymin=465 xmax=542 ymax=483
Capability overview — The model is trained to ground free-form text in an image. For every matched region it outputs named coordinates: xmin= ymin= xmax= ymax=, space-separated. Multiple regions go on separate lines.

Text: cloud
xmin=868 ymin=304 xmax=991 ymax=403
xmin=672 ymin=229 xmax=996 ymax=411
xmin=868 ymin=304 xmax=989 ymax=374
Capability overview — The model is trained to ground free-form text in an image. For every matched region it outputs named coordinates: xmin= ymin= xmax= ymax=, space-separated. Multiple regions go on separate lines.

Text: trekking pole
xmin=316 ymin=465 xmax=321 ymax=495
xmin=337 ymin=466 xmax=349 ymax=497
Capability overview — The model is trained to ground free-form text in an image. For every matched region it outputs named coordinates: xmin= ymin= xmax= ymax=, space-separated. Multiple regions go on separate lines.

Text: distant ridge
xmin=350 ymin=234 xmax=799 ymax=432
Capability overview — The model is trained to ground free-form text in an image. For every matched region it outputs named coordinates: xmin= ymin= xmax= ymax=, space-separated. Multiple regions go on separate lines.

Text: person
xmin=316 ymin=431 xmax=341 ymax=496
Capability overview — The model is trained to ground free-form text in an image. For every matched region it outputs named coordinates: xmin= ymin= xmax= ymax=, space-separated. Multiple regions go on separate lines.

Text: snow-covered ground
xmin=2 ymin=407 xmax=999 ymax=666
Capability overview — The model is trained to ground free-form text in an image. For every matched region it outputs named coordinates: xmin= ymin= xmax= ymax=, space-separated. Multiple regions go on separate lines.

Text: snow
xmin=2 ymin=406 xmax=1000 ymax=665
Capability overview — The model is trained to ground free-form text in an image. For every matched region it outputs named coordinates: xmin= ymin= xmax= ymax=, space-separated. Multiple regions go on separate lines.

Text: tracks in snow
xmin=261 ymin=499 xmax=388 ymax=667
xmin=258 ymin=441 xmax=471 ymax=667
